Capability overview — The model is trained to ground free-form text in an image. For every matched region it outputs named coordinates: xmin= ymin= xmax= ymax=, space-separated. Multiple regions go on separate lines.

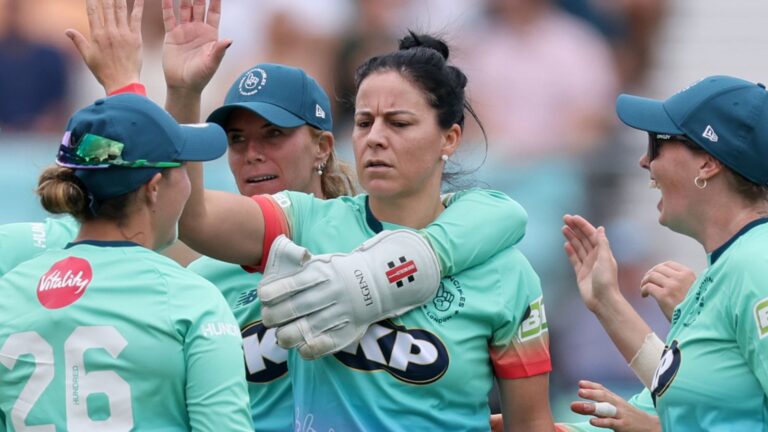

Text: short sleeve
xmin=730 ymin=257 xmax=768 ymax=396
xmin=488 ymin=249 xmax=551 ymax=379
xmin=168 ymin=276 xmax=253 ymax=431
xmin=421 ymin=188 xmax=527 ymax=276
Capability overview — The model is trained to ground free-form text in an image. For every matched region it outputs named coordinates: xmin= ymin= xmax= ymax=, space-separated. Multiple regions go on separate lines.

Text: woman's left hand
xmin=161 ymin=0 xmax=230 ymax=94
xmin=570 ymin=380 xmax=660 ymax=432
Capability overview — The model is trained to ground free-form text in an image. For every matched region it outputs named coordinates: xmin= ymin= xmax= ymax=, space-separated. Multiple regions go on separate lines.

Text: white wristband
xmin=629 ymin=332 xmax=665 ymax=389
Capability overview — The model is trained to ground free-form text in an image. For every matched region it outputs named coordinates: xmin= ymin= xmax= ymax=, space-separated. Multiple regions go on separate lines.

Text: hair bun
xmin=399 ymin=31 xmax=450 ymax=61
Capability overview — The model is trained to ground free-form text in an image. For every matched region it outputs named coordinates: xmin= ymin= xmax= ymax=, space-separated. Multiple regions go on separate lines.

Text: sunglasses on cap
xmin=647 ymin=133 xmax=700 ymax=162
xmin=56 ymin=133 xmax=182 ymax=169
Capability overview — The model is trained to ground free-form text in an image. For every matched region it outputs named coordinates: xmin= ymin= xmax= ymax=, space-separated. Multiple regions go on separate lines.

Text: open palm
xmin=161 ymin=0 xmax=229 ymax=93
xmin=562 ymin=214 xmax=620 ymax=312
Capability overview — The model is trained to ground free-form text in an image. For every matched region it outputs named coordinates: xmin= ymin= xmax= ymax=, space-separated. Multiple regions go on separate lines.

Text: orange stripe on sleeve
xmin=490 ymin=333 xmax=552 ymax=379
xmin=241 ymin=194 xmax=290 ymax=273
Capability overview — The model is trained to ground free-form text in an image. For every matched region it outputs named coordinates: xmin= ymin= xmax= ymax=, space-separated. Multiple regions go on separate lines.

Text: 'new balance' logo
xmin=386 ymin=257 xmax=417 ymax=288
xmin=315 ymin=104 xmax=326 ymax=119
xmin=702 ymin=125 xmax=718 ymax=142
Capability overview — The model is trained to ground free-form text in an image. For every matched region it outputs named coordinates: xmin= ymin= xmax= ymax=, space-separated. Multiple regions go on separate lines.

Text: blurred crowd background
xmin=3 ymin=0 xmax=768 ymax=421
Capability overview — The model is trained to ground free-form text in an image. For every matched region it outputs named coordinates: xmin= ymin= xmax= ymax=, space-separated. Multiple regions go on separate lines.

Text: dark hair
xmin=353 ymin=31 xmax=487 ymax=190
xmin=37 ymin=165 xmax=136 ymax=222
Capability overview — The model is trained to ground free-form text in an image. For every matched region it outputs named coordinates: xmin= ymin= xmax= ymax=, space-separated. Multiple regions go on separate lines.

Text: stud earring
xmin=441 ymin=154 xmax=448 ymax=162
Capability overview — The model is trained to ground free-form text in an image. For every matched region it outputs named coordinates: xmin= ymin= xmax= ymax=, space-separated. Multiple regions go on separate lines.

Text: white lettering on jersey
xmin=201 ymin=322 xmax=239 ymax=338
xmin=243 ymin=327 xmax=288 ymax=373
xmin=39 ymin=270 xmax=90 ymax=294
xmin=31 ymin=223 xmax=46 ymax=248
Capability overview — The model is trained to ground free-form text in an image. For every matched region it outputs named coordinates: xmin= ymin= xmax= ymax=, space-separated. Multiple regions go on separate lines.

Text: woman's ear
xmin=143 ymin=172 xmax=163 ymax=206
xmin=315 ymin=130 xmax=334 ymax=164
xmin=698 ymin=152 xmax=724 ymax=181
xmin=441 ymin=124 xmax=461 ymax=158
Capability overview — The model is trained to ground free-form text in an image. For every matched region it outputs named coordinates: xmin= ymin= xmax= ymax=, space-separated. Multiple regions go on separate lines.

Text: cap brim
xmin=177 ymin=122 xmax=228 ymax=162
xmin=616 ymin=94 xmax=683 ymax=135
xmin=206 ymin=102 xmax=306 ymax=129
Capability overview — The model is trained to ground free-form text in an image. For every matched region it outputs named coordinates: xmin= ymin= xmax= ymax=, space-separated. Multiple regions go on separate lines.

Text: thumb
xmin=65 ymin=29 xmax=90 ymax=60
xmin=209 ymin=39 xmax=232 ymax=66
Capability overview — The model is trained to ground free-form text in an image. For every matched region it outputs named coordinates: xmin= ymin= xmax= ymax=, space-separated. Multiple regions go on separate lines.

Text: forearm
xmin=591 ymin=292 xmax=654 ymax=364
xmin=424 ymin=189 xmax=527 ymax=276
xmin=165 ymin=87 xmax=202 ymax=123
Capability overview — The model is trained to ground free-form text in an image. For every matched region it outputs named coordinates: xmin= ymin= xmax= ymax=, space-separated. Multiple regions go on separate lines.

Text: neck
xmin=75 ymin=215 xmax=154 ymax=249
xmin=689 ymin=201 xmax=768 ymax=253
xmin=368 ymin=190 xmax=444 ymax=230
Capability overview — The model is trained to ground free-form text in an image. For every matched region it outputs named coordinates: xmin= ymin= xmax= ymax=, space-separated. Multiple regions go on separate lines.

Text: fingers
xmin=102 ymin=0 xmax=117 ymax=29
xmin=562 ymin=225 xmax=590 ymax=263
xmin=85 ymin=0 xmax=104 ymax=31
xmin=593 ymin=402 xmax=617 ymax=417
xmin=192 ymin=0 xmax=206 ymax=22
xmin=161 ymin=0 xmax=177 ymax=32
xmin=114 ymin=0 xmax=128 ymax=28
xmin=206 ymin=0 xmax=222 ymax=28
xmin=261 ymin=282 xmax=336 ymax=327
xmin=209 ymin=39 xmax=232 ymax=67
xmin=129 ymin=0 xmax=144 ymax=33
xmin=179 ymin=0 xmax=192 ymax=24
xmin=639 ymin=281 xmax=662 ymax=298
xmin=65 ymin=29 xmax=90 ymax=59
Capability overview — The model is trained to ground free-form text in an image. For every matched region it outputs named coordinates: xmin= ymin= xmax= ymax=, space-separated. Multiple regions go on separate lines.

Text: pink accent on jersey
xmin=37 ymin=257 xmax=93 ymax=309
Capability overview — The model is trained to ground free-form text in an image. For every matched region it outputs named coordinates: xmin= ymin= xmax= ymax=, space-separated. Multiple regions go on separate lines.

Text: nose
xmin=365 ymin=119 xmax=387 ymax=149
xmin=638 ymin=151 xmax=650 ymax=170
xmin=245 ymin=141 xmax=266 ymax=163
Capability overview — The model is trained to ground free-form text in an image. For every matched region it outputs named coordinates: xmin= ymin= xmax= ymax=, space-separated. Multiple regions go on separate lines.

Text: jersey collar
xmin=709 ymin=217 xmax=768 ymax=264
xmin=65 ymin=240 xmax=143 ymax=249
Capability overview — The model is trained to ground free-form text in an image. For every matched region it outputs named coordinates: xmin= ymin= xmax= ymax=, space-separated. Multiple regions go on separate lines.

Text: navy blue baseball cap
xmin=59 ymin=93 xmax=227 ymax=199
xmin=616 ymin=75 xmax=768 ymax=185
xmin=207 ymin=63 xmax=333 ymax=131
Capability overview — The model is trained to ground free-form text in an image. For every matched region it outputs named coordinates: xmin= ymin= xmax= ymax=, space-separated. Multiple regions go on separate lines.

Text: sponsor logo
xmin=334 ymin=320 xmax=449 ymax=384
xmin=422 ymin=276 xmax=465 ymax=325
xmin=518 ymin=296 xmax=548 ymax=341
xmin=702 ymin=125 xmax=719 ymax=142
xmin=235 ymin=288 xmax=259 ymax=308
xmin=37 ymin=257 xmax=92 ymax=309
xmin=242 ymin=321 xmax=289 ymax=382
xmin=315 ymin=104 xmax=326 ymax=119
xmin=354 ymin=269 xmax=374 ymax=307
xmin=31 ymin=223 xmax=46 ymax=248
xmin=239 ymin=67 xmax=268 ymax=96
xmin=754 ymin=298 xmax=768 ymax=339
xmin=200 ymin=322 xmax=239 ymax=338
xmin=651 ymin=340 xmax=681 ymax=403
xmin=272 ymin=192 xmax=292 ymax=209
xmin=386 ymin=256 xmax=417 ymax=288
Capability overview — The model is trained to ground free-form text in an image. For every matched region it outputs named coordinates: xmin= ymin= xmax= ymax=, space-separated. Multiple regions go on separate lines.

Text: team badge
xmin=37 ymin=257 xmax=92 ymax=309
xmin=754 ymin=297 xmax=768 ymax=339
xmin=422 ymin=276 xmax=465 ymax=325
xmin=239 ymin=67 xmax=268 ymax=96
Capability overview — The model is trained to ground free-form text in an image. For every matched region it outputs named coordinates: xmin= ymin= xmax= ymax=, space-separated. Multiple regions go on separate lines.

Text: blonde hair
xmin=309 ymin=128 xmax=358 ymax=198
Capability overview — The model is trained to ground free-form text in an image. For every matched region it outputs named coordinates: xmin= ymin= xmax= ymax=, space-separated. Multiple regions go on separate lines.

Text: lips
xmin=245 ymin=175 xmax=278 ymax=184
xmin=364 ymin=160 xmax=392 ymax=168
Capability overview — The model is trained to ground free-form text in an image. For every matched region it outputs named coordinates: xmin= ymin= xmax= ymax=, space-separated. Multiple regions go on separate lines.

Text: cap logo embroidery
xmin=315 ymin=104 xmax=326 ymax=119
xmin=239 ymin=68 xmax=268 ymax=96
xmin=702 ymin=125 xmax=719 ymax=142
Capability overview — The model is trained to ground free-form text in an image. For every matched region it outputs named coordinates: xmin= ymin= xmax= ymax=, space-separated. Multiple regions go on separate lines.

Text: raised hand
xmin=569 ymin=380 xmax=660 ymax=432
xmin=640 ymin=261 xmax=695 ymax=321
xmin=562 ymin=214 xmax=621 ymax=312
xmin=161 ymin=0 xmax=230 ymax=94
xmin=66 ymin=0 xmax=144 ymax=94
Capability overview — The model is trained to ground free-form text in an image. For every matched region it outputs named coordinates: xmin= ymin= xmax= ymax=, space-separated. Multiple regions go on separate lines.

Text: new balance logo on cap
xmin=702 ymin=125 xmax=719 ymax=142
xmin=315 ymin=104 xmax=326 ymax=119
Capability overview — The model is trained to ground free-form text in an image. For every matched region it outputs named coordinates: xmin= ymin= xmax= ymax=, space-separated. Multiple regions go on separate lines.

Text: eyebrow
xmin=355 ymin=109 xmax=416 ymax=117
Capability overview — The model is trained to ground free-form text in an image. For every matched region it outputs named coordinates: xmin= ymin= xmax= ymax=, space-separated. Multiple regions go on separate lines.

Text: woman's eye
xmin=228 ymin=134 xmax=245 ymax=144
xmin=355 ymin=120 xmax=371 ymax=128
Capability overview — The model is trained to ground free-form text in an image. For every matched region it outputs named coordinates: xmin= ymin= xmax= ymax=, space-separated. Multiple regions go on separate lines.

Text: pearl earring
xmin=441 ymin=154 xmax=448 ymax=162
xmin=316 ymin=162 xmax=326 ymax=176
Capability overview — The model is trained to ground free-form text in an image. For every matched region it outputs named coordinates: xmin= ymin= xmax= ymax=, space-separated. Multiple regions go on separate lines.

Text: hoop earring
xmin=440 ymin=154 xmax=448 ymax=162
xmin=694 ymin=176 xmax=707 ymax=189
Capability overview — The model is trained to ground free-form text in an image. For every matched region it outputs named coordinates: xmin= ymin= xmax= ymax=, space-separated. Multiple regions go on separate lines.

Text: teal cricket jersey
xmin=651 ymin=218 xmax=768 ymax=431
xmin=242 ymin=191 xmax=550 ymax=431
xmin=188 ymin=257 xmax=292 ymax=432
xmin=0 ymin=217 xmax=79 ymax=277
xmin=0 ymin=241 xmax=252 ymax=431
xmin=558 ymin=388 xmax=656 ymax=431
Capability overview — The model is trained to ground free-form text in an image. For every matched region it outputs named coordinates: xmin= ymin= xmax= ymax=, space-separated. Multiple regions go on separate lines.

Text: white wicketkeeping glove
xmin=258 ymin=230 xmax=441 ymax=360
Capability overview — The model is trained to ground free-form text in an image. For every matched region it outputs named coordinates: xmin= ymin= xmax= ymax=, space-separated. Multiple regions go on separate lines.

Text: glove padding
xmin=258 ymin=230 xmax=441 ymax=360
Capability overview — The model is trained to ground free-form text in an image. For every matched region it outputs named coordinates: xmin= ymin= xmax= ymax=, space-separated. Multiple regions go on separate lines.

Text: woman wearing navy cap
xmin=0 ymin=94 xmax=253 ymax=430
xmin=563 ymin=75 xmax=768 ymax=430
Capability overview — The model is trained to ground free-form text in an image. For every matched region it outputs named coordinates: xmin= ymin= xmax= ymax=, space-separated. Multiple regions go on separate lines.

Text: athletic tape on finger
xmin=593 ymin=402 xmax=617 ymax=417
